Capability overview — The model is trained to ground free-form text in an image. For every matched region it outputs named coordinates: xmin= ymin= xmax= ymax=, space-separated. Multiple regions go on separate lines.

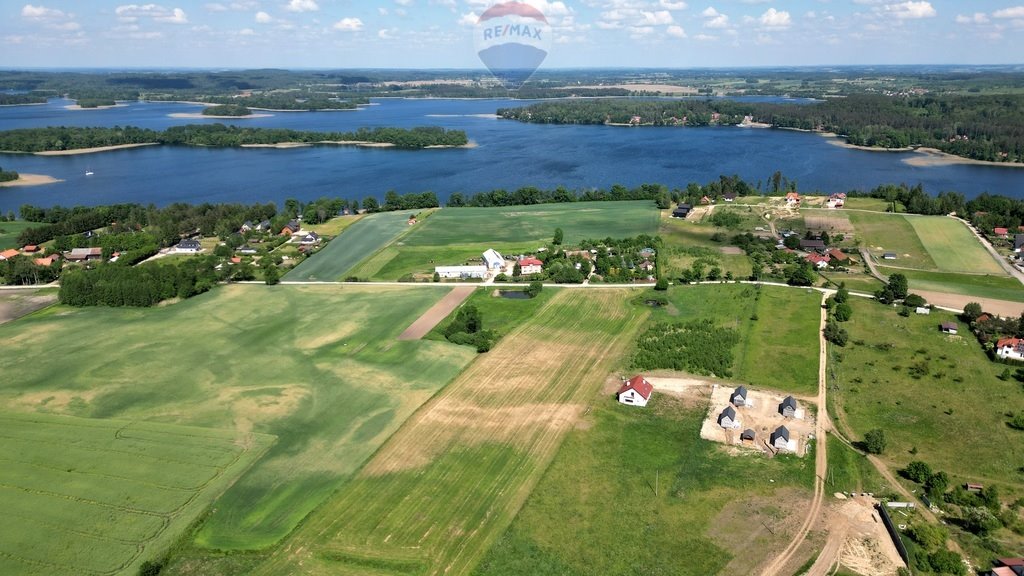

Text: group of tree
xmin=0 ymin=93 xmax=48 ymax=105
xmin=194 ymin=93 xmax=367 ymax=111
xmin=441 ymin=304 xmax=497 ymax=352
xmin=580 ymin=235 xmax=661 ymax=283
xmin=0 ymin=165 xmax=18 ymax=183
xmin=446 ymin=182 xmax=671 ymax=208
xmin=58 ymin=257 xmax=221 ymax=307
xmin=201 ymin=104 xmax=251 ymax=116
xmin=0 ymin=124 xmax=468 ymax=152
xmin=632 ymin=319 xmax=739 ymax=377
xmin=499 ymin=93 xmax=1024 ymax=163
xmin=0 ymin=255 xmax=60 ymax=285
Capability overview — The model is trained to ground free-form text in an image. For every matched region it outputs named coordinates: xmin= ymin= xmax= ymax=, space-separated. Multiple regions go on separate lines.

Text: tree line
xmin=0 ymin=165 xmax=18 ymax=183
xmin=58 ymin=258 xmax=221 ymax=307
xmin=447 ymin=183 xmax=670 ymax=207
xmin=201 ymin=104 xmax=251 ymax=116
xmin=0 ymin=124 xmax=468 ymax=152
xmin=498 ymin=93 xmax=1024 ymax=163
xmin=0 ymin=93 xmax=48 ymax=105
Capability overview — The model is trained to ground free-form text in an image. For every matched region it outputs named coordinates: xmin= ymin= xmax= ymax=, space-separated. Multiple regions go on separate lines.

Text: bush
xmin=824 ymin=320 xmax=849 ymax=346
xmin=834 ymin=302 xmax=853 ymax=322
xmin=524 ymin=281 xmax=543 ymax=298
xmin=654 ymin=277 xmax=669 ymax=291
xmin=902 ymin=460 xmax=933 ymax=483
xmin=632 ymin=319 xmax=739 ymax=377
xmin=863 ymin=428 xmax=886 ymax=454
xmin=907 ymin=522 xmax=948 ymax=550
xmin=927 ymin=550 xmax=966 ymax=575
xmin=139 ymin=561 xmax=163 ymax=576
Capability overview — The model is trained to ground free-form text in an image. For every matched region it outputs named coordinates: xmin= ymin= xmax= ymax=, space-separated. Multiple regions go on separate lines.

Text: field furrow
xmin=255 ymin=289 xmax=646 ymax=576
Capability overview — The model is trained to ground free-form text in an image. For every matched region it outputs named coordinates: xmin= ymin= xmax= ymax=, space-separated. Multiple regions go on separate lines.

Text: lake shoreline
xmin=0 ymin=173 xmax=62 ymax=187
xmin=168 ymin=112 xmax=274 ymax=119
xmin=64 ymin=103 xmax=129 ymax=111
xmin=33 ymin=143 xmax=160 ymax=156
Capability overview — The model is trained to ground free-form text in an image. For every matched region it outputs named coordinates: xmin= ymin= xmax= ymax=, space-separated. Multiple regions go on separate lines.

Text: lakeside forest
xmin=498 ymin=94 xmax=1024 ymax=163
xmin=0 ymin=124 xmax=468 ymax=151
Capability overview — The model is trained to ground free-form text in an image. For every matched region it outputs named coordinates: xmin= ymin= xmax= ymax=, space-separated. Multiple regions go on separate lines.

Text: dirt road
xmin=396 ymin=286 xmax=475 ymax=340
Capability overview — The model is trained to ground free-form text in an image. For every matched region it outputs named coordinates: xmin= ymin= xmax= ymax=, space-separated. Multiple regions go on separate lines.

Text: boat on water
xmin=85 ymin=169 xmax=94 ymax=176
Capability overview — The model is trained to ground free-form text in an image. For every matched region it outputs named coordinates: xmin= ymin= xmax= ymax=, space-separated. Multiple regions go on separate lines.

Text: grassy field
xmin=0 ymin=411 xmax=273 ymax=576
xmin=343 ymin=202 xmax=660 ymax=280
xmin=283 ymin=211 xmax=415 ymax=281
xmin=473 ymin=393 xmax=814 ymax=576
xmin=849 ymin=211 xmax=936 ymax=270
xmin=825 ymin=436 xmax=888 ymax=495
xmin=897 ymin=269 xmax=1024 ymax=302
xmin=425 ymin=286 xmax=558 ymax=343
xmin=829 ymin=298 xmax=1024 ymax=494
xmin=653 ymin=284 xmax=821 ymax=394
xmin=904 ymin=216 xmax=1005 ymax=274
xmin=253 ymin=289 xmax=648 ymax=576
xmin=0 ymin=220 xmax=33 ymax=250
xmin=0 ymin=284 xmax=477 ymax=552
xmin=304 ymin=214 xmax=365 ymax=236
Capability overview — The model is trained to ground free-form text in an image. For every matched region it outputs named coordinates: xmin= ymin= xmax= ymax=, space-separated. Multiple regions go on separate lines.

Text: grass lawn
xmin=849 ymin=211 xmax=936 ymax=270
xmin=904 ymin=216 xmax=1005 ymax=274
xmin=402 ymin=201 xmax=660 ymax=247
xmin=283 ymin=211 xmax=415 ymax=281
xmin=0 ymin=284 xmax=477 ymax=552
xmin=843 ymin=198 xmax=902 ymax=212
xmin=819 ymin=271 xmax=884 ymax=294
xmin=0 ymin=411 xmax=273 ymax=576
xmin=653 ymin=284 xmax=821 ymax=395
xmin=0 ymin=220 xmax=34 ymax=250
xmin=829 ymin=298 xmax=1024 ymax=496
xmin=253 ymin=289 xmax=649 ymax=576
xmin=304 ymin=214 xmax=365 ymax=236
xmin=825 ymin=436 xmax=888 ymax=495
xmin=893 ymin=269 xmax=1024 ymax=302
xmin=425 ymin=286 xmax=558 ymax=343
xmin=472 ymin=394 xmax=814 ymax=576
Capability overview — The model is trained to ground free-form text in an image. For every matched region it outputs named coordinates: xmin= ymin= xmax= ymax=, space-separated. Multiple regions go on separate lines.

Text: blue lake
xmin=0 ymin=97 xmax=1022 ymax=211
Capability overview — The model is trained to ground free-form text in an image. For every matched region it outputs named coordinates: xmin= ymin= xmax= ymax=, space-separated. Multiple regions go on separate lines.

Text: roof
xmin=616 ymin=375 xmax=653 ymax=401
xmin=991 ymin=567 xmax=1016 ymax=576
xmin=883 ymin=252 xmax=897 ymax=258
xmin=806 ymin=253 xmax=830 ymax=265
xmin=740 ymin=429 xmax=755 ymax=440
xmin=994 ymin=227 xmax=1009 ymax=235
xmin=733 ymin=385 xmax=747 ymax=398
xmin=34 ymin=256 xmax=56 ymax=266
xmin=781 ymin=396 xmax=797 ymax=410
xmin=785 ymin=192 xmax=800 ymax=200
xmin=22 ymin=245 xmax=39 ymax=252
xmin=723 ymin=192 xmax=737 ymax=199
xmin=997 ymin=337 xmax=1024 ymax=352
xmin=941 ymin=321 xmax=958 ymax=331
xmin=230 ymin=257 xmax=241 ymax=264
xmin=0 ymin=248 xmax=19 ymax=259
xmin=771 ymin=426 xmax=790 ymax=442
xmin=800 ymin=239 xmax=826 ymax=249
xmin=176 ymin=239 xmax=201 ymax=249
xmin=68 ymin=247 xmax=102 ymax=257
xmin=827 ymin=249 xmax=849 ymax=261
xmin=518 ymin=257 xmax=543 ymax=267
xmin=1015 ymin=234 xmax=1024 ymax=249
xmin=718 ymin=406 xmax=736 ymax=423
xmin=996 ymin=558 xmax=1024 ymax=567
xmin=677 ymin=203 xmax=692 ymax=210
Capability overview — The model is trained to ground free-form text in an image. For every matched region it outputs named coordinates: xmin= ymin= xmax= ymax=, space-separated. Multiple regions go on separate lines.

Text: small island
xmin=76 ymin=98 xmax=118 ymax=109
xmin=0 ymin=94 xmax=48 ymax=106
xmin=0 ymin=165 xmax=18 ymax=183
xmin=202 ymin=104 xmax=252 ymax=117
xmin=0 ymin=124 xmax=470 ymax=152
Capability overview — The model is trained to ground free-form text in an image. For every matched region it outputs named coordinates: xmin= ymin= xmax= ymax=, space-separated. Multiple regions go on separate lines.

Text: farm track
xmin=255 ymin=289 xmax=645 ymax=576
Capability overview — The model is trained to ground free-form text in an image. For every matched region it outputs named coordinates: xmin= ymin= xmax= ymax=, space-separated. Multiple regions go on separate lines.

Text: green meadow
xmin=0 ymin=284 xmax=477 ymax=551
xmin=899 ymin=269 xmax=1024 ymax=302
xmin=0 ymin=412 xmax=273 ymax=576
xmin=849 ymin=211 xmax=936 ymax=270
xmin=283 ymin=211 xmax=415 ymax=281
xmin=0 ymin=219 xmax=33 ymax=250
xmin=904 ymin=216 xmax=1004 ymax=274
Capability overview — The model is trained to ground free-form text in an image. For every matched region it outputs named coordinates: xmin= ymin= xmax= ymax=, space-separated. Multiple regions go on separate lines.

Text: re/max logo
xmin=482 ymin=24 xmax=542 ymax=41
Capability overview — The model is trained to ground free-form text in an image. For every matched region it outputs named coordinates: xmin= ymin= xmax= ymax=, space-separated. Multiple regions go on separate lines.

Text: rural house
xmin=724 ymin=192 xmax=737 ymax=202
xmin=1014 ymin=235 xmax=1024 ymax=253
xmin=770 ymin=426 xmax=791 ymax=450
xmin=940 ymin=322 xmax=959 ymax=335
xmin=785 ymin=192 xmax=801 ymax=207
xmin=718 ymin=406 xmax=738 ymax=429
xmin=0 ymin=248 xmax=19 ymax=261
xmin=730 ymin=385 xmax=748 ymax=407
xmin=779 ymin=396 xmax=797 ymax=418
xmin=994 ymin=227 xmax=1010 ymax=238
xmin=827 ymin=193 xmax=846 ymax=209
xmin=672 ymin=203 xmax=692 ymax=219
xmin=799 ymin=238 xmax=826 ymax=251
xmin=66 ymin=247 xmax=103 ymax=261
xmin=255 ymin=219 xmax=272 ymax=232
xmin=517 ymin=257 xmax=543 ymax=275
xmin=298 ymin=232 xmax=321 ymax=245
xmin=996 ymin=337 xmax=1024 ymax=361
xmin=174 ymin=239 xmax=202 ymax=253
xmin=280 ymin=220 xmax=300 ymax=236
xmin=616 ymin=375 xmax=653 ymax=407
xmin=240 ymin=220 xmax=254 ymax=233
xmin=22 ymin=245 xmax=39 ymax=253
xmin=915 ymin=307 xmax=931 ymax=315
xmin=482 ymin=249 xmax=505 ymax=271
xmin=826 ymin=249 xmax=849 ymax=264
xmin=806 ymin=253 xmax=830 ymax=269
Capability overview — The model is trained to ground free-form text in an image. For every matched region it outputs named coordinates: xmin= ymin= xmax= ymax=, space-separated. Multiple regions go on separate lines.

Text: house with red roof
xmin=517 ymin=257 xmax=543 ymax=275
xmin=826 ymin=193 xmax=846 ymax=209
xmin=994 ymin=227 xmax=1010 ymax=238
xmin=22 ymin=245 xmax=39 ymax=253
xmin=785 ymin=192 xmax=801 ymax=207
xmin=827 ymin=249 xmax=850 ymax=264
xmin=0 ymin=248 xmax=19 ymax=261
xmin=617 ymin=375 xmax=653 ymax=407
xmin=996 ymin=337 xmax=1024 ymax=362
xmin=33 ymin=255 xmax=57 ymax=267
xmin=805 ymin=253 xmax=830 ymax=269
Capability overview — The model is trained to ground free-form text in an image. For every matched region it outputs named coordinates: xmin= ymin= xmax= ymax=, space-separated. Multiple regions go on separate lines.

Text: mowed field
xmin=254 ymin=289 xmax=648 ymax=576
xmin=849 ymin=211 xmax=936 ymax=270
xmin=850 ymin=212 xmax=1005 ymax=274
xmin=0 ymin=411 xmax=273 ymax=576
xmin=347 ymin=201 xmax=661 ymax=280
xmin=0 ymin=285 xmax=477 ymax=552
xmin=0 ymin=219 xmax=34 ymax=250
xmin=283 ymin=211 xmax=415 ymax=281
xmin=473 ymin=393 xmax=814 ymax=576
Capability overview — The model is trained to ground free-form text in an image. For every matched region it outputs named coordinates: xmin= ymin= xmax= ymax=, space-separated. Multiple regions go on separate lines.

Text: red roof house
xmin=22 ymin=245 xmax=39 ymax=253
xmin=826 ymin=249 xmax=849 ymax=262
xmin=0 ymin=248 xmax=19 ymax=260
xmin=806 ymin=253 xmax=831 ymax=269
xmin=617 ymin=375 xmax=653 ymax=407
xmin=994 ymin=227 xmax=1010 ymax=237
xmin=517 ymin=257 xmax=544 ymax=275
xmin=996 ymin=337 xmax=1024 ymax=361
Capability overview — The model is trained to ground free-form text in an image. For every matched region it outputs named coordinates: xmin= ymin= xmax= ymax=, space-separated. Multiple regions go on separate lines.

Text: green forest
xmin=0 ymin=124 xmax=468 ymax=152
xmin=0 ymin=93 xmax=48 ymax=105
xmin=201 ymin=104 xmax=252 ymax=116
xmin=0 ymin=166 xmax=18 ymax=183
xmin=498 ymin=94 xmax=1024 ymax=163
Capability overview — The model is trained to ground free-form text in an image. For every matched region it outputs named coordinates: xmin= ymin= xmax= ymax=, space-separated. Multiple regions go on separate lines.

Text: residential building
xmin=174 ymin=239 xmax=202 ymax=253
xmin=66 ymin=247 xmax=103 ymax=261
xmin=718 ymin=406 xmax=738 ymax=429
xmin=996 ymin=337 xmax=1024 ymax=361
xmin=617 ymin=375 xmax=653 ymax=407
xmin=771 ymin=426 xmax=791 ymax=450
xmin=517 ymin=257 xmax=543 ymax=275
xmin=731 ymin=385 xmax=748 ymax=407
xmin=779 ymin=396 xmax=797 ymax=418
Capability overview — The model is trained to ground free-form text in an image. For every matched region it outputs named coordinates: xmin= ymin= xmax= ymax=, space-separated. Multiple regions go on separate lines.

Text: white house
xmin=517 ymin=257 xmax=543 ymax=275
xmin=771 ymin=426 xmax=791 ymax=451
xmin=718 ymin=406 xmax=738 ymax=429
xmin=435 ymin=265 xmax=487 ymax=279
xmin=298 ymin=232 xmax=321 ymax=245
xmin=996 ymin=337 xmax=1024 ymax=361
xmin=730 ymin=386 xmax=748 ymax=407
xmin=482 ymin=249 xmax=504 ymax=271
xmin=616 ymin=375 xmax=653 ymax=407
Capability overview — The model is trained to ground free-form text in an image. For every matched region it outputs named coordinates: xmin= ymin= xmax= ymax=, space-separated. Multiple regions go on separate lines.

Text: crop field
xmin=0 ymin=411 xmax=273 ymax=576
xmin=304 ymin=214 xmax=364 ymax=236
xmin=900 ymin=269 xmax=1024 ymax=303
xmin=848 ymin=211 xmax=936 ymax=270
xmin=828 ymin=298 xmax=1024 ymax=494
xmin=254 ymin=289 xmax=648 ymax=576
xmin=474 ymin=394 xmax=814 ymax=576
xmin=654 ymin=284 xmax=821 ymax=395
xmin=904 ymin=216 xmax=1005 ymax=274
xmin=283 ymin=211 xmax=414 ymax=281
xmin=0 ymin=284 xmax=477 ymax=551
xmin=0 ymin=219 xmax=33 ymax=250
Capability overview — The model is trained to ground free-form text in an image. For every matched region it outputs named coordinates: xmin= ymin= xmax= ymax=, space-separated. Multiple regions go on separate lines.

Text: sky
xmin=2 ymin=0 xmax=1023 ymax=69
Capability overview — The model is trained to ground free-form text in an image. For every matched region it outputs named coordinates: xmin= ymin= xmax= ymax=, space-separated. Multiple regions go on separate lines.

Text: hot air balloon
xmin=473 ymin=2 xmax=552 ymax=90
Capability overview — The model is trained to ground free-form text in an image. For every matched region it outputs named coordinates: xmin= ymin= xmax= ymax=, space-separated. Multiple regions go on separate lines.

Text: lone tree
xmin=888 ymin=273 xmax=909 ymax=300
xmin=512 ymin=261 xmax=522 ymax=278
xmin=552 ymin=227 xmax=564 ymax=246
xmin=655 ymin=277 xmax=669 ymax=291
xmin=863 ymin=428 xmax=886 ymax=454
xmin=525 ymin=280 xmax=543 ymax=298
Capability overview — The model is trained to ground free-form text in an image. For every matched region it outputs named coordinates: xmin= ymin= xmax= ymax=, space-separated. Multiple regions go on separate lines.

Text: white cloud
xmin=701 ymin=7 xmax=720 ymax=17
xmin=704 ymin=14 xmax=729 ymax=28
xmin=255 ymin=10 xmax=272 ymax=23
xmin=457 ymin=11 xmax=478 ymax=26
xmin=639 ymin=10 xmax=673 ymax=25
xmin=115 ymin=4 xmax=189 ymax=24
xmin=378 ymin=27 xmax=398 ymax=39
xmin=333 ymin=17 xmax=363 ymax=31
xmin=284 ymin=0 xmax=318 ymax=13
xmin=880 ymin=1 xmax=936 ymax=20
xmin=955 ymin=12 xmax=989 ymax=24
xmin=239 ymin=27 xmax=255 ymax=35
xmin=157 ymin=8 xmax=188 ymax=23
xmin=694 ymin=33 xmax=717 ymax=40
xmin=21 ymin=4 xmax=64 ymax=19
xmin=666 ymin=24 xmax=686 ymax=37
xmin=204 ymin=2 xmax=227 ymax=11
xmin=993 ymin=6 xmax=1024 ymax=19
xmin=759 ymin=7 xmax=790 ymax=28
xmin=659 ymin=0 xmax=687 ymax=9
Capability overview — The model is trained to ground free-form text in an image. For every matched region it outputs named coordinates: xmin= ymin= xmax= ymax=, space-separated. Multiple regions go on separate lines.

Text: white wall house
xmin=996 ymin=337 xmax=1024 ymax=361
xmin=517 ymin=257 xmax=544 ymax=275
xmin=482 ymin=249 xmax=504 ymax=271
xmin=435 ymin=265 xmax=487 ymax=279
xmin=616 ymin=375 xmax=653 ymax=407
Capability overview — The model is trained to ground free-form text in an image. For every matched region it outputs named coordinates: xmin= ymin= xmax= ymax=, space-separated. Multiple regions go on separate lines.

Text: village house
xmin=1014 ymin=234 xmax=1024 ymax=253
xmin=996 ymin=337 xmax=1024 ymax=361
xmin=800 ymin=238 xmax=826 ymax=252
xmin=255 ymin=219 xmax=272 ymax=232
xmin=0 ymin=248 xmax=19 ymax=261
xmin=718 ymin=406 xmax=738 ymax=429
xmin=771 ymin=426 xmax=791 ymax=451
xmin=22 ymin=245 xmax=39 ymax=253
xmin=940 ymin=321 xmax=959 ymax=335
xmin=638 ymin=260 xmax=655 ymax=273
xmin=174 ymin=239 xmax=202 ymax=254
xmin=239 ymin=220 xmax=254 ymax=233
xmin=482 ymin=248 xmax=505 ymax=271
xmin=730 ymin=385 xmax=748 ymax=407
xmin=785 ymin=192 xmax=801 ymax=207
xmin=806 ymin=253 xmax=830 ymax=269
xmin=779 ymin=396 xmax=798 ymax=418
xmin=826 ymin=249 xmax=850 ymax=264
xmin=700 ymin=195 xmax=712 ymax=205
xmin=66 ymin=247 xmax=103 ymax=261
xmin=280 ymin=220 xmax=301 ymax=236
xmin=985 ymin=558 xmax=1024 ymax=576
xmin=826 ymin=193 xmax=846 ymax=209
xmin=34 ymin=255 xmax=58 ymax=267
xmin=994 ymin=227 xmax=1010 ymax=238
xmin=517 ymin=257 xmax=543 ymax=275
xmin=672 ymin=203 xmax=692 ymax=219
xmin=723 ymin=192 xmax=737 ymax=202
xmin=298 ymin=231 xmax=321 ymax=245
xmin=434 ymin=265 xmax=487 ymax=279
xmin=616 ymin=375 xmax=653 ymax=407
